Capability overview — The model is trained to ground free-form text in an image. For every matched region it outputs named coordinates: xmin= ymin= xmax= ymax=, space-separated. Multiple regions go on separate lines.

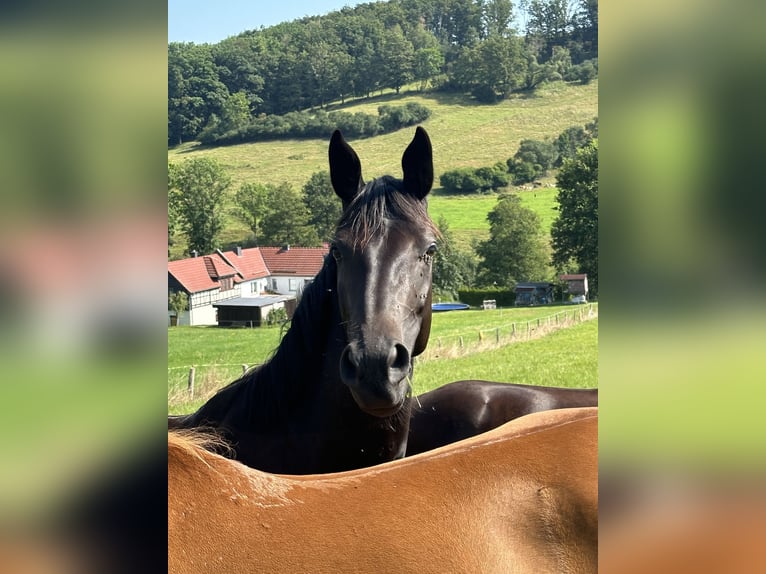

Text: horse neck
xmin=241 ymin=257 xmax=345 ymax=418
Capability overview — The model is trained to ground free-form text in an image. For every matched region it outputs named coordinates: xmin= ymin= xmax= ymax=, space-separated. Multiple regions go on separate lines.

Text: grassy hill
xmin=168 ymin=80 xmax=597 ymax=256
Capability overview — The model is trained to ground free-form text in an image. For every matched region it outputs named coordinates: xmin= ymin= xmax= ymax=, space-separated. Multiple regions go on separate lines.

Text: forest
xmin=168 ymin=0 xmax=597 ymax=146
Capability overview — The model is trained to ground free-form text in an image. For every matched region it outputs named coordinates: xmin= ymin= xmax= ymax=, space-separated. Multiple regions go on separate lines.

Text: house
xmin=168 ymin=245 xmax=328 ymax=326
xmin=514 ymin=282 xmax=555 ymax=306
xmin=559 ymin=273 xmax=589 ymax=301
xmin=259 ymin=245 xmax=328 ymax=297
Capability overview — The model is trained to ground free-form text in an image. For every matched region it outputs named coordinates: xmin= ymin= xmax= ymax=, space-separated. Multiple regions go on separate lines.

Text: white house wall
xmin=269 ymin=276 xmax=313 ymax=296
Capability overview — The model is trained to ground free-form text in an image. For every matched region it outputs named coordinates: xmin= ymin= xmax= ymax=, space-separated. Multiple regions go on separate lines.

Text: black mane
xmin=196 ymin=256 xmax=340 ymax=429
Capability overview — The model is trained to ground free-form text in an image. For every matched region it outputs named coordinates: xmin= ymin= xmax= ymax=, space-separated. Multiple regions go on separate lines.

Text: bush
xmin=507 ymin=138 xmax=558 ymax=184
xmin=457 ymin=287 xmax=516 ymax=308
xmin=564 ymin=59 xmax=598 ymax=84
xmin=440 ymin=162 xmax=510 ymax=194
xmin=508 ymin=161 xmax=538 ymax=184
xmin=200 ymin=103 xmax=431 ymax=146
xmin=265 ymin=307 xmax=288 ymax=326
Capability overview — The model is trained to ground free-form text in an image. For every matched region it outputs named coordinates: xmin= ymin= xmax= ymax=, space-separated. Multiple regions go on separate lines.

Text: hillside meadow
xmin=168 ymin=80 xmax=596 ymax=255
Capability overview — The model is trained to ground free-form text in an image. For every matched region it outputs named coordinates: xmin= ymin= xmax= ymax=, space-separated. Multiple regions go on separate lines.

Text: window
xmin=250 ymin=281 xmax=259 ymax=293
xmin=220 ymin=277 xmax=233 ymax=291
xmin=288 ymin=278 xmax=299 ymax=292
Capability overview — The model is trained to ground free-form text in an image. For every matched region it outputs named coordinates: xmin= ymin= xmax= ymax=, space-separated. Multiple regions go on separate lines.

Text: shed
xmin=514 ymin=282 xmax=555 ymax=306
xmin=559 ymin=274 xmax=589 ymax=299
xmin=213 ymin=295 xmax=296 ymax=327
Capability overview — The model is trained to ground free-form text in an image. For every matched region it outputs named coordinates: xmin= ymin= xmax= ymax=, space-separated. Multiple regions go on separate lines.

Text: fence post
xmin=479 ymin=331 xmax=484 ymax=343
xmin=495 ymin=328 xmax=500 ymax=343
xmin=459 ymin=336 xmax=464 ymax=348
xmin=512 ymin=323 xmax=516 ymax=338
xmin=188 ymin=367 xmax=195 ymax=398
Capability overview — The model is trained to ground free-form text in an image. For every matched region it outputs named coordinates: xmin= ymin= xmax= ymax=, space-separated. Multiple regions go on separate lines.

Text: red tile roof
xmin=203 ymin=255 xmax=237 ymax=279
xmin=169 ymin=246 xmax=328 ymax=294
xmin=219 ymin=247 xmax=270 ymax=283
xmin=168 ymin=257 xmax=220 ymax=293
xmin=259 ymin=246 xmax=329 ymax=277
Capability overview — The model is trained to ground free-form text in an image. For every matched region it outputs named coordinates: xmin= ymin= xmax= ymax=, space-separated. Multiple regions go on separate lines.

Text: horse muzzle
xmin=339 ymin=341 xmax=411 ymax=417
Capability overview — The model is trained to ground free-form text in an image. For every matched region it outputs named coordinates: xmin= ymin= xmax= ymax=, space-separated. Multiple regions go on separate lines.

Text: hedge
xmin=457 ymin=288 xmax=516 ymax=308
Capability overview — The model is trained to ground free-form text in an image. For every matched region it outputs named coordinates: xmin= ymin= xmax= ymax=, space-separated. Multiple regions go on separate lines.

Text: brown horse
xmin=168 ymin=407 xmax=598 ymax=574
xmin=407 ymin=380 xmax=598 ymax=456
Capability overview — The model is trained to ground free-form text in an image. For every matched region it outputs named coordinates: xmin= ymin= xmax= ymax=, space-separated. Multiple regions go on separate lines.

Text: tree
xmin=302 ymin=171 xmax=343 ymax=243
xmin=168 ymin=291 xmax=188 ymax=326
xmin=507 ymin=138 xmax=559 ymax=183
xmin=168 ymin=162 xmax=180 ymax=251
xmin=431 ymin=216 xmax=477 ymax=299
xmin=169 ymin=157 xmax=230 ymax=255
xmin=168 ymin=42 xmax=230 ymax=145
xmin=551 ymin=140 xmax=598 ymax=294
xmin=380 ymin=25 xmax=415 ymax=94
xmin=259 ymin=182 xmax=322 ymax=247
xmin=522 ymin=0 xmax=577 ymax=59
xmin=555 ymin=124 xmax=591 ymax=164
xmin=482 ymin=0 xmax=515 ymax=38
xmin=476 ymin=193 xmax=550 ymax=286
xmin=452 ymin=35 xmax=526 ymax=102
xmin=234 ymin=182 xmax=269 ymax=243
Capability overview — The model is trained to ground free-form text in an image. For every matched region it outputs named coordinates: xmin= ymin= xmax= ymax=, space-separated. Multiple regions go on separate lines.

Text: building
xmin=259 ymin=245 xmax=329 ymax=297
xmin=213 ymin=295 xmax=297 ymax=327
xmin=168 ymin=245 xmax=328 ymax=326
xmin=514 ymin=282 xmax=555 ymax=306
xmin=559 ymin=273 xmax=589 ymax=302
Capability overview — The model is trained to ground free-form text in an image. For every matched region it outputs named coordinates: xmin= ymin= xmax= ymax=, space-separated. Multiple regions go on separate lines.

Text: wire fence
xmin=168 ymin=303 xmax=598 ymax=404
xmin=419 ymin=303 xmax=598 ymax=361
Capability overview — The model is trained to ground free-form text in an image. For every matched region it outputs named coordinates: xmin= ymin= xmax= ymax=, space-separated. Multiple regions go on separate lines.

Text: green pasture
xmin=168 ymin=303 xmax=597 ymax=414
xmin=413 ymin=318 xmax=598 ymax=394
xmin=168 ymin=80 xmax=595 ymax=257
xmin=428 ymin=186 xmax=558 ymax=249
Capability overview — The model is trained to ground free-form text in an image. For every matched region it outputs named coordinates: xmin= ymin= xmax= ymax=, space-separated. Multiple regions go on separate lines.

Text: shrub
xmin=457 ymin=287 xmax=516 ymax=308
xmin=201 ymin=104 xmax=431 ymax=146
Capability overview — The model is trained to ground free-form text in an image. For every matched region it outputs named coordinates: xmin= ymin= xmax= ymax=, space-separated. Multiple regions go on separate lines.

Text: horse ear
xmin=401 ymin=126 xmax=433 ymax=200
xmin=329 ymin=130 xmax=363 ymax=207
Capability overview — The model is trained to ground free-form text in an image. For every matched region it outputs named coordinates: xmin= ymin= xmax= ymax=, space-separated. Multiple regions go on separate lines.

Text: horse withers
xmin=168 ymin=407 xmax=598 ymax=574
xmin=168 ymin=127 xmax=438 ymax=473
xmin=407 ymin=379 xmax=598 ymax=455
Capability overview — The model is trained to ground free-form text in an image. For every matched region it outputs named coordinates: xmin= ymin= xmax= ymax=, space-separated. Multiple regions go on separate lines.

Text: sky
xmin=168 ymin=0 xmax=380 ymax=44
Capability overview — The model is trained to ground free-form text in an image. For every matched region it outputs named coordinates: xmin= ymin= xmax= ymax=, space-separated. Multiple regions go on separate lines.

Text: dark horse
xmin=406 ymin=380 xmax=598 ymax=456
xmin=169 ymin=127 xmax=438 ymax=474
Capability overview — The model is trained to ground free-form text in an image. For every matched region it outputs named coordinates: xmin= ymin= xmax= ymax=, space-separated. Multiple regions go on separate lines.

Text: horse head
xmin=329 ymin=127 xmax=436 ymax=417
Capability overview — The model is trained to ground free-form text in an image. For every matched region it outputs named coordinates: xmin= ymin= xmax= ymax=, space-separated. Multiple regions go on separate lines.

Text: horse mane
xmin=337 ymin=175 xmax=439 ymax=249
xmin=168 ymin=429 xmax=233 ymax=464
xmin=208 ymin=255 xmax=340 ymax=427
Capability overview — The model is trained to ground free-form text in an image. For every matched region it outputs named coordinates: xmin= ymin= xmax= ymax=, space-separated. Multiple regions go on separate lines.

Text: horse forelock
xmin=336 ymin=176 xmax=439 ymax=249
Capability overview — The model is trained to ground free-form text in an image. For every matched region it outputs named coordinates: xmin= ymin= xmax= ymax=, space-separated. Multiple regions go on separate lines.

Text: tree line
xmin=169 ymin=0 xmax=597 ymax=146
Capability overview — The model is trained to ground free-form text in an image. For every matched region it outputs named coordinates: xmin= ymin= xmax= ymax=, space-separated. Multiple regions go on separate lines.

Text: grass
xmin=412 ymin=317 xmax=598 ymax=394
xmin=168 ymin=303 xmax=597 ymax=414
xmin=428 ymin=186 xmax=559 ymax=249
xmin=168 ymin=80 xmax=596 ymax=257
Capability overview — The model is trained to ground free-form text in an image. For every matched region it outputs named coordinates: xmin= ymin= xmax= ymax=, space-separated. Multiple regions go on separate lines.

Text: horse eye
xmin=330 ymin=245 xmax=342 ymax=261
xmin=426 ymin=243 xmax=438 ymax=256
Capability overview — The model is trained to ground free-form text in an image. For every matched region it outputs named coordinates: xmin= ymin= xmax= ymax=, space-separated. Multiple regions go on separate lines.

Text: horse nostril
xmin=339 ymin=345 xmax=359 ymax=385
xmin=389 ymin=343 xmax=410 ymax=371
